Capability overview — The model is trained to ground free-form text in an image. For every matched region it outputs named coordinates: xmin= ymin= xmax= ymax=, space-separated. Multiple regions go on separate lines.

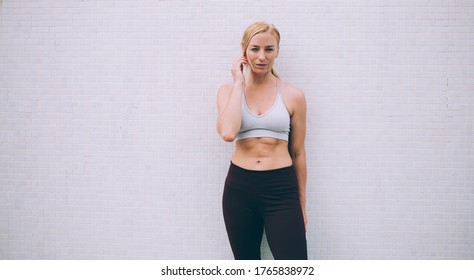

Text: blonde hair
xmin=241 ymin=21 xmax=281 ymax=78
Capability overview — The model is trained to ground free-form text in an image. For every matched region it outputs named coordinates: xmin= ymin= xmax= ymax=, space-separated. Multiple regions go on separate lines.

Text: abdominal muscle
xmin=231 ymin=138 xmax=293 ymax=171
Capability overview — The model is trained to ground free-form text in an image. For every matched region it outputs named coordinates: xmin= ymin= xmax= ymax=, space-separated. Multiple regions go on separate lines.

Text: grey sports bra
xmin=236 ymin=80 xmax=290 ymax=142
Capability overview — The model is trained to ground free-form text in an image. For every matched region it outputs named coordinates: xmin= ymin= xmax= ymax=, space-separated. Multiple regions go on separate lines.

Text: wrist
xmin=233 ymin=81 xmax=244 ymax=87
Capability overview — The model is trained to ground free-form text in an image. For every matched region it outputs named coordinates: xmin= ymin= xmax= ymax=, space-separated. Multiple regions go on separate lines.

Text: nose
xmin=258 ymin=50 xmax=266 ymax=61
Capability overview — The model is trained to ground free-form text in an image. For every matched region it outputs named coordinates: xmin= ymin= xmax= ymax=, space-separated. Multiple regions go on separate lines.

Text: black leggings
xmin=222 ymin=162 xmax=307 ymax=260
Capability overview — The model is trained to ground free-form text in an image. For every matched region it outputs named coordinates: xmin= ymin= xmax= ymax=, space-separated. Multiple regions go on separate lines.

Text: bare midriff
xmin=231 ymin=138 xmax=293 ymax=170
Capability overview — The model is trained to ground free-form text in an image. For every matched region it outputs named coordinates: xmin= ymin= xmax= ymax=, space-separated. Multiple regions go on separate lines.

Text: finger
xmin=234 ymin=58 xmax=245 ymax=67
xmin=233 ymin=61 xmax=246 ymax=71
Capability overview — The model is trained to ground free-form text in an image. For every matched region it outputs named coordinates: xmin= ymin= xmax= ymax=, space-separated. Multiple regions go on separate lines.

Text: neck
xmin=247 ymin=71 xmax=276 ymax=87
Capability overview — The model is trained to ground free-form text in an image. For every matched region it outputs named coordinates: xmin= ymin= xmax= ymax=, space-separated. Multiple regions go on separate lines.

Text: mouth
xmin=255 ymin=64 xmax=267 ymax=68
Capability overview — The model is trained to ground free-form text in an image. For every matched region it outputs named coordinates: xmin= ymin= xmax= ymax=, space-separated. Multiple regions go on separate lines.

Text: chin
xmin=251 ymin=68 xmax=270 ymax=75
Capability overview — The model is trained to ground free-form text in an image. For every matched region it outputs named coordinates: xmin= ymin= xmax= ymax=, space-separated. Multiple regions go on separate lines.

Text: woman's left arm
xmin=288 ymin=88 xmax=307 ymax=229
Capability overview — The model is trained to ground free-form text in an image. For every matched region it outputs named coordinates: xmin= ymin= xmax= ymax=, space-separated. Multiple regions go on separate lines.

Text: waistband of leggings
xmin=229 ymin=161 xmax=294 ymax=174
xmin=226 ymin=161 xmax=297 ymax=192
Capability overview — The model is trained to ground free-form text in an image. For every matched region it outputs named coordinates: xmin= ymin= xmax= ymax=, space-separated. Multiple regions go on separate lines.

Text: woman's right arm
xmin=216 ymin=57 xmax=247 ymax=142
xmin=216 ymin=83 xmax=243 ymax=142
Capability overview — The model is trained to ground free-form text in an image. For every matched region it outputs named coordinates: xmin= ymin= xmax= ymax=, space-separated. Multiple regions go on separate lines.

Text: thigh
xmin=264 ymin=205 xmax=308 ymax=260
xmin=223 ymin=186 xmax=264 ymax=260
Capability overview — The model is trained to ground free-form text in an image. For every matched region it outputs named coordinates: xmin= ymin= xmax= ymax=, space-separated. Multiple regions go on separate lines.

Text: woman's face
xmin=245 ymin=31 xmax=279 ymax=75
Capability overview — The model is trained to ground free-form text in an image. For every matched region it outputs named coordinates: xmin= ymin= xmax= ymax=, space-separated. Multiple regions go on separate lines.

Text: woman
xmin=216 ymin=21 xmax=308 ymax=260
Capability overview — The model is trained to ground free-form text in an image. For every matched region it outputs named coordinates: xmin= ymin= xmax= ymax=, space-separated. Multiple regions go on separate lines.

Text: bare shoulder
xmin=280 ymin=81 xmax=306 ymax=113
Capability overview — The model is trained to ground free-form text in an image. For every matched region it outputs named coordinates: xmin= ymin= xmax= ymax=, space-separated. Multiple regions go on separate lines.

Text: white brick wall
xmin=0 ymin=0 xmax=473 ymax=259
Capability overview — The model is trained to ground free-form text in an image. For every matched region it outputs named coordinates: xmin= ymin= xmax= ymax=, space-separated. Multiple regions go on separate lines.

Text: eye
xmin=251 ymin=48 xmax=259 ymax=52
xmin=265 ymin=48 xmax=274 ymax=52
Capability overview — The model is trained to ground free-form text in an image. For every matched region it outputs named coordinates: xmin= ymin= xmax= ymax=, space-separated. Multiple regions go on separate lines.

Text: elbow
xmin=290 ymin=147 xmax=306 ymax=160
xmin=217 ymin=120 xmax=239 ymax=142
xmin=217 ymin=126 xmax=237 ymax=142
xmin=220 ymin=131 xmax=237 ymax=142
